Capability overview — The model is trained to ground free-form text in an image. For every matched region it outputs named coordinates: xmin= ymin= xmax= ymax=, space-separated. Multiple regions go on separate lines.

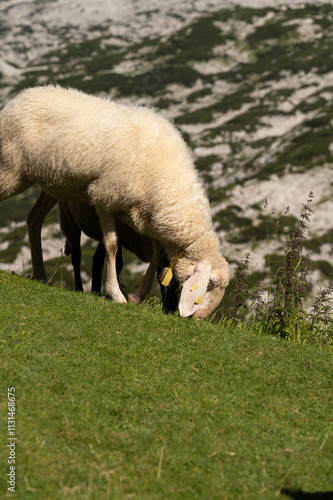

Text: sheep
xmin=0 ymin=85 xmax=229 ymax=319
xmin=56 ymin=192 xmax=179 ymax=312
xmin=26 ymin=190 xmax=110 ymax=293
xmin=27 ymin=189 xmax=179 ymax=309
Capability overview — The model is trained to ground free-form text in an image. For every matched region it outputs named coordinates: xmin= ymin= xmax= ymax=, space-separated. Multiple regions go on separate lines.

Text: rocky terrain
xmin=0 ymin=0 xmax=332 ymax=300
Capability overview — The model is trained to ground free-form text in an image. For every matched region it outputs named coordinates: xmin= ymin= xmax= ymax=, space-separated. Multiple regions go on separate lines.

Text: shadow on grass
xmin=282 ymin=489 xmax=333 ymax=500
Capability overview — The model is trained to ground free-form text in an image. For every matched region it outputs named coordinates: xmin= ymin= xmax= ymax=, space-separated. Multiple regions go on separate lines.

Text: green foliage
xmin=230 ymin=194 xmax=333 ymax=345
xmin=0 ymin=270 xmax=333 ymax=499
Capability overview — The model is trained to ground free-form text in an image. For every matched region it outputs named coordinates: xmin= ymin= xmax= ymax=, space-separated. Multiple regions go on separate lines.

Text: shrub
xmin=230 ymin=192 xmax=333 ymax=345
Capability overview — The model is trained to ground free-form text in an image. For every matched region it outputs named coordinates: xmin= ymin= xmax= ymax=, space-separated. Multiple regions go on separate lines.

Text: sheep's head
xmin=178 ymin=261 xmax=229 ymax=320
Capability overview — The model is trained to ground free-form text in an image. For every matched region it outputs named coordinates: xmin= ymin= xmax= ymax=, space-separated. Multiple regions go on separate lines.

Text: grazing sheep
xmin=0 ymin=85 xmax=229 ymax=319
xmin=58 ymin=196 xmax=107 ymax=294
xmin=26 ymin=190 xmax=110 ymax=293
xmin=27 ymin=189 xmax=178 ymax=309
xmin=56 ymin=193 xmax=179 ymax=312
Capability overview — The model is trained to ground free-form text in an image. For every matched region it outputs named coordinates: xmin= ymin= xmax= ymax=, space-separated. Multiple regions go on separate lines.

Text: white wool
xmin=0 ymin=85 xmax=229 ymax=315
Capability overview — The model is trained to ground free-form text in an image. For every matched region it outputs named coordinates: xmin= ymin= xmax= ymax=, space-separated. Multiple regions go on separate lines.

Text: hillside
xmin=0 ymin=270 xmax=332 ymax=498
xmin=0 ymin=0 xmax=332 ymax=298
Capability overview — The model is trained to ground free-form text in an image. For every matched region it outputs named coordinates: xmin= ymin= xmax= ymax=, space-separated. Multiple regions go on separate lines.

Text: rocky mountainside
xmin=0 ymin=0 xmax=332 ymax=296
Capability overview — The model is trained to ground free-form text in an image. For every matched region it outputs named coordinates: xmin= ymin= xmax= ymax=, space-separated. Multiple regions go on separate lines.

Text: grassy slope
xmin=0 ymin=271 xmax=332 ymax=499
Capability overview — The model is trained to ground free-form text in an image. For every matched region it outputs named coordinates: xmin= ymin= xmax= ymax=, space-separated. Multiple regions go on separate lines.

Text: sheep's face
xmin=193 ymin=273 xmax=227 ymax=320
xmin=178 ymin=262 xmax=229 ymax=319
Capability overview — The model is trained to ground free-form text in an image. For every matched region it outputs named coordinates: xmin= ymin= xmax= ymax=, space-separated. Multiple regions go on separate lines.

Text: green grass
xmin=1 ymin=271 xmax=333 ymax=499
xmin=2 ymin=6 xmax=333 ymax=495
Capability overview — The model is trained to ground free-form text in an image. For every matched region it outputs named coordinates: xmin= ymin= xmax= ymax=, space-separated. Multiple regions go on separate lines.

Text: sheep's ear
xmin=179 ymin=262 xmax=211 ymax=317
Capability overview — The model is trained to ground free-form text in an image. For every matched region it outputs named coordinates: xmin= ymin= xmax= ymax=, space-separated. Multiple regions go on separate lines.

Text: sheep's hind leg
xmin=127 ymin=239 xmax=165 ymax=305
xmin=96 ymin=209 xmax=127 ymax=303
xmin=26 ymin=190 xmax=58 ymax=281
xmin=63 ymin=239 xmax=83 ymax=291
xmin=68 ymin=233 xmax=84 ymax=292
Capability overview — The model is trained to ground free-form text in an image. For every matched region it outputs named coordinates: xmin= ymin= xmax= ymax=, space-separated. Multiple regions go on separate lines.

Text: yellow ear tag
xmin=195 ymin=296 xmax=201 ymax=305
xmin=161 ymin=267 xmax=173 ymax=287
xmin=161 ymin=249 xmax=185 ymax=287
xmin=190 ymin=283 xmax=199 ymax=291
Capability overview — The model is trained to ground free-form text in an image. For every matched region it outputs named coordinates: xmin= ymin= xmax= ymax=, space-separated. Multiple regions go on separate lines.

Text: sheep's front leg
xmin=27 ymin=190 xmax=58 ymax=281
xmin=128 ymin=239 xmax=165 ymax=304
xmin=96 ymin=209 xmax=127 ymax=303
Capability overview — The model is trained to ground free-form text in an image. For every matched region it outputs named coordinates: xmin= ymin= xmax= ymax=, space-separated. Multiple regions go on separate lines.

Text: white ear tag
xmin=179 ymin=263 xmax=211 ymax=317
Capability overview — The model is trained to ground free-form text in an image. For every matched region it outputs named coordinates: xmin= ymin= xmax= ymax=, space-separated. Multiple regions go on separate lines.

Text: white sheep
xmin=0 ymin=85 xmax=229 ymax=319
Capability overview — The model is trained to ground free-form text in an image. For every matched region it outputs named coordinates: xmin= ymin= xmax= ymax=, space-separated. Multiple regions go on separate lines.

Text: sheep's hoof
xmin=127 ymin=293 xmax=141 ymax=305
xmin=109 ymin=295 xmax=128 ymax=304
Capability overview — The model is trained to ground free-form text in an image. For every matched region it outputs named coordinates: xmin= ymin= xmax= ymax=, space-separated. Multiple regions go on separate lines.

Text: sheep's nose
xmin=193 ymin=309 xmax=207 ymax=320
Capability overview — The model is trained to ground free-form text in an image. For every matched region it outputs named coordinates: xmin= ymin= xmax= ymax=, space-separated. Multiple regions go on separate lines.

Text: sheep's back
xmin=1 ymin=85 xmax=213 ymax=243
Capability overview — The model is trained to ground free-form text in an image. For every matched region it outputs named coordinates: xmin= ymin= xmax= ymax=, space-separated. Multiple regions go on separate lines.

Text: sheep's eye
xmin=207 ymin=279 xmax=218 ymax=291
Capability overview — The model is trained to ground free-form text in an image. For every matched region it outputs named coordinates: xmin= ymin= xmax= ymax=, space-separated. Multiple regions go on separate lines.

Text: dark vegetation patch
xmin=213 ymin=204 xmax=243 ymax=232
xmin=314 ymin=259 xmax=333 ymax=276
xmin=0 ymin=227 xmax=28 ymax=264
xmin=186 ymin=87 xmax=212 ymax=103
xmin=304 ymin=228 xmax=333 ymax=253
xmin=271 ymin=128 xmax=333 ymax=172
xmin=195 ymin=154 xmax=220 ymax=173
xmin=0 ymin=186 xmax=49 ymax=226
